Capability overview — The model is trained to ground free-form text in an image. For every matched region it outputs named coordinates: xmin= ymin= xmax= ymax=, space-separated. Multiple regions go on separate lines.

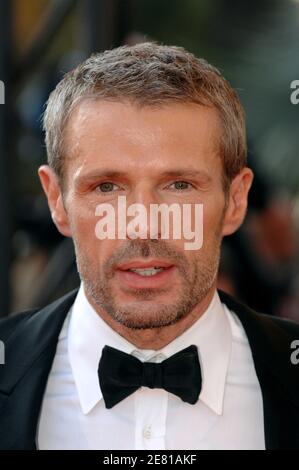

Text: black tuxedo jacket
xmin=0 ymin=289 xmax=299 ymax=450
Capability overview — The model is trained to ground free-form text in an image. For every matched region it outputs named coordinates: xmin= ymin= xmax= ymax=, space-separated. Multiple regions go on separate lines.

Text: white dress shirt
xmin=37 ymin=284 xmax=265 ymax=450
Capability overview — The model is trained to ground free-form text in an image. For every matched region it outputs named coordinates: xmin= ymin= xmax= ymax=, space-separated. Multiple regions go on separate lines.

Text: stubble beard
xmin=74 ymin=228 xmax=223 ymax=330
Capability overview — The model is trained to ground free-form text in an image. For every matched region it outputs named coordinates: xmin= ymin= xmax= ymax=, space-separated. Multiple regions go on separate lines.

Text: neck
xmin=86 ymin=284 xmax=217 ymax=350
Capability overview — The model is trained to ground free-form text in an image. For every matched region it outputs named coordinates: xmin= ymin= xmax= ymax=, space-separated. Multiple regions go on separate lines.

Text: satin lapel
xmin=1 ymin=288 xmax=298 ymax=449
xmin=218 ymin=290 xmax=299 ymax=449
xmin=0 ymin=290 xmax=78 ymax=449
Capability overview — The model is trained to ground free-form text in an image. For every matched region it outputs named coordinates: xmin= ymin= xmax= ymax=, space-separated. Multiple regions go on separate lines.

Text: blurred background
xmin=0 ymin=0 xmax=299 ymax=321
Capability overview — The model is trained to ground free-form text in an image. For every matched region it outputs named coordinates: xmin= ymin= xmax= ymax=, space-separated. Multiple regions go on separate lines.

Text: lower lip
xmin=116 ymin=266 xmax=176 ymax=289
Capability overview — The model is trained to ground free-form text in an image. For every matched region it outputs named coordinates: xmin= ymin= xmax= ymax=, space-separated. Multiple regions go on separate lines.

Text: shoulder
xmin=0 ymin=290 xmax=78 ymax=344
xmin=268 ymin=314 xmax=299 ymax=335
xmin=218 ymin=289 xmax=299 ymax=338
xmin=219 ymin=289 xmax=299 ymax=402
xmin=0 ymin=308 xmax=39 ymax=343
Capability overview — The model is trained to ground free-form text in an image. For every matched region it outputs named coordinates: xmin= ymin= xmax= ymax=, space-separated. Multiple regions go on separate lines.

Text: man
xmin=0 ymin=42 xmax=298 ymax=450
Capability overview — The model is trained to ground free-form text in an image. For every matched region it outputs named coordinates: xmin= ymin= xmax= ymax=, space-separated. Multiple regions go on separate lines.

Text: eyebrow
xmin=158 ymin=170 xmax=212 ymax=182
xmin=75 ymin=168 xmax=212 ymax=184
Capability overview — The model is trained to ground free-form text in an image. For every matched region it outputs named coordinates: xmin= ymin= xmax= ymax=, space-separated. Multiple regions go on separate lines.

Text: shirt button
xmin=143 ymin=426 xmax=152 ymax=439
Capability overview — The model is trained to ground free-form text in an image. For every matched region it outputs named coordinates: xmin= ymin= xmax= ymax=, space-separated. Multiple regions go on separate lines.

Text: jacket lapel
xmin=1 ymin=288 xmax=298 ymax=449
xmin=218 ymin=290 xmax=299 ymax=449
xmin=0 ymin=290 xmax=78 ymax=449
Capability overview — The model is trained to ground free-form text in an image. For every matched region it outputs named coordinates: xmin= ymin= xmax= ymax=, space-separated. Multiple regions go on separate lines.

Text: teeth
xmin=129 ymin=267 xmax=164 ymax=276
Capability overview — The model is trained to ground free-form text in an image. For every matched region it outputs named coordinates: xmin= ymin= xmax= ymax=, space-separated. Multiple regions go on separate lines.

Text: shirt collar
xmin=68 ymin=283 xmax=232 ymax=415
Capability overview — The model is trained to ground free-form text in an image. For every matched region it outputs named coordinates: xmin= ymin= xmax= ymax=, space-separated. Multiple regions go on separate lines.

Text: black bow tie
xmin=98 ymin=344 xmax=202 ymax=409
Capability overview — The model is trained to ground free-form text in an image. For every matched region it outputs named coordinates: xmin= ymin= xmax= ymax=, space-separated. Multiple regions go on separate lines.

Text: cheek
xmin=71 ymin=206 xmax=121 ymax=261
xmin=71 ymin=211 xmax=96 ymax=244
xmin=68 ymin=195 xmax=102 ymax=233
xmin=202 ymin=201 xmax=226 ymax=242
xmin=67 ymin=201 xmax=102 ymax=261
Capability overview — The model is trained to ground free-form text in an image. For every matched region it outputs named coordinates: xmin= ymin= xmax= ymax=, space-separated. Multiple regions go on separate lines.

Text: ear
xmin=222 ymin=167 xmax=254 ymax=237
xmin=38 ymin=165 xmax=72 ymax=237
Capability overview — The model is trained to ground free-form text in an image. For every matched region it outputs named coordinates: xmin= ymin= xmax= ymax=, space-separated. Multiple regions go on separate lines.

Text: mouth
xmin=115 ymin=259 xmax=176 ymax=289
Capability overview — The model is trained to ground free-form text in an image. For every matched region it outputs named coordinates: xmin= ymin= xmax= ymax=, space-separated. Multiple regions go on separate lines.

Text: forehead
xmin=64 ymin=99 xmax=221 ymax=176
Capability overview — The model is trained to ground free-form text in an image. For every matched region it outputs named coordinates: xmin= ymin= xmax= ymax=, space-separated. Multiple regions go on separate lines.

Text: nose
xmin=126 ymin=183 xmax=160 ymax=240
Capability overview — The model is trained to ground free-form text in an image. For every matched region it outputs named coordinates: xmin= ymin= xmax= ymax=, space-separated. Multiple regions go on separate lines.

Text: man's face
xmin=50 ymin=101 xmax=232 ymax=329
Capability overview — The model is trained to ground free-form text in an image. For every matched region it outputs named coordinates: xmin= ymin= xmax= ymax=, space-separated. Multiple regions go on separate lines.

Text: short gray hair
xmin=43 ymin=42 xmax=247 ymax=190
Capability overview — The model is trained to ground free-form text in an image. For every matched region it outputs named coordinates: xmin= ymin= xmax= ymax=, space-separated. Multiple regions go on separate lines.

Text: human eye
xmin=168 ymin=181 xmax=194 ymax=191
xmin=95 ymin=182 xmax=121 ymax=193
